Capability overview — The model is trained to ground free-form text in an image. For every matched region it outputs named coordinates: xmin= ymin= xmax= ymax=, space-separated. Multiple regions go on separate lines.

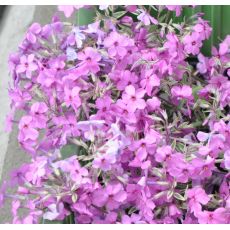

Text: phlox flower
xmin=121 ymin=213 xmax=146 ymax=224
xmin=18 ymin=115 xmax=39 ymax=142
xmin=16 ymin=54 xmax=37 ymax=78
xmin=137 ymin=9 xmax=158 ymax=25
xmin=183 ymin=32 xmax=203 ymax=55
xmin=58 ymin=5 xmax=84 ymax=18
xmin=187 ymin=187 xmax=210 ymax=215
xmin=140 ymin=69 xmax=160 ymax=96
xmin=155 ymin=145 xmax=173 ymax=163
xmin=92 ymin=183 xmax=127 ymax=210
xmin=26 ymin=23 xmax=41 ymax=44
xmin=165 ymin=5 xmax=182 ymax=16
xmin=77 ymin=47 xmax=101 ymax=74
xmin=104 ymin=31 xmax=134 ymax=58
xmin=196 ymin=208 xmax=228 ymax=224
xmin=122 ymin=85 xmax=146 ymax=111
xmin=64 ymin=86 xmax=81 ymax=111
xmin=93 ymin=153 xmax=116 ymax=171
xmin=193 ymin=18 xmax=212 ymax=40
xmin=30 ymin=102 xmax=48 ymax=129
xmin=171 ymin=85 xmax=193 ymax=102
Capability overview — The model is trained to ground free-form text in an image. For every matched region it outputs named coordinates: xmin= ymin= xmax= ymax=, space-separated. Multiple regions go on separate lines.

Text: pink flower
xmin=155 ymin=145 xmax=173 ymax=163
xmin=77 ymin=47 xmax=101 ymax=74
xmin=64 ymin=86 xmax=81 ymax=111
xmin=146 ymin=96 xmax=161 ymax=112
xmin=109 ymin=70 xmax=138 ymax=91
xmin=191 ymin=157 xmax=215 ymax=179
xmin=43 ymin=203 xmax=65 ymax=221
xmin=183 ymin=32 xmax=203 ymax=55
xmin=115 ymin=99 xmax=137 ymax=124
xmin=58 ymin=5 xmax=84 ymax=18
xmin=140 ymin=69 xmax=160 ymax=96
xmin=187 ymin=187 xmax=210 ymax=215
xmin=18 ymin=115 xmax=39 ymax=142
xmin=193 ymin=18 xmax=212 ymax=40
xmin=224 ymin=150 xmax=230 ymax=169
xmin=196 ymin=208 xmax=228 ymax=224
xmin=122 ymin=213 xmax=146 ymax=224
xmin=92 ymin=183 xmax=127 ymax=210
xmin=93 ymin=154 xmax=116 ymax=171
xmin=165 ymin=5 xmax=182 ymax=16
xmin=25 ymin=157 xmax=47 ymax=185
xmin=168 ymin=158 xmax=194 ymax=183
xmin=164 ymin=33 xmax=184 ymax=60
xmin=26 ymin=23 xmax=41 ymax=44
xmin=197 ymin=53 xmax=209 ymax=74
xmin=30 ymin=102 xmax=48 ymax=129
xmin=16 ymin=54 xmax=37 ymax=78
xmin=104 ymin=31 xmax=134 ymax=58
xmin=171 ymin=85 xmax=193 ymax=101
xmin=137 ymin=9 xmax=158 ymax=25
xmin=122 ymin=85 xmax=146 ymax=111
xmin=219 ymin=35 xmax=230 ymax=56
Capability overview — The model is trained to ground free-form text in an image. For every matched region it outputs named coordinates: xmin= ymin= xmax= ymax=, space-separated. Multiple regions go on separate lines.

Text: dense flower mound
xmin=1 ymin=5 xmax=230 ymax=224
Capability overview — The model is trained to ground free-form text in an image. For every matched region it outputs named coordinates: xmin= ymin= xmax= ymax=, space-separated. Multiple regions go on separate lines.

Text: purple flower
xmin=224 ymin=150 xmax=230 ymax=169
xmin=30 ymin=102 xmax=48 ymax=129
xmin=193 ymin=18 xmax=212 ymax=40
xmin=140 ymin=69 xmax=160 ymax=96
xmin=187 ymin=187 xmax=210 ymax=215
xmin=183 ymin=32 xmax=203 ymax=55
xmin=18 ymin=115 xmax=39 ymax=142
xmin=104 ymin=31 xmax=134 ymax=58
xmin=92 ymin=183 xmax=127 ymax=210
xmin=66 ymin=47 xmax=77 ymax=61
xmin=58 ymin=5 xmax=84 ymax=18
xmin=43 ymin=203 xmax=65 ymax=221
xmin=93 ymin=154 xmax=116 ymax=171
xmin=26 ymin=23 xmax=41 ymax=44
xmin=171 ymin=85 xmax=193 ymax=101
xmin=196 ymin=208 xmax=228 ymax=224
xmin=16 ymin=54 xmax=37 ymax=78
xmin=77 ymin=47 xmax=101 ymax=74
xmin=146 ymin=97 xmax=161 ymax=112
xmin=64 ymin=86 xmax=81 ymax=111
xmin=165 ymin=5 xmax=182 ymax=16
xmin=155 ymin=145 xmax=173 ymax=163
xmin=122 ymin=85 xmax=146 ymax=111
xmin=137 ymin=9 xmax=158 ymax=25
xmin=122 ymin=214 xmax=146 ymax=224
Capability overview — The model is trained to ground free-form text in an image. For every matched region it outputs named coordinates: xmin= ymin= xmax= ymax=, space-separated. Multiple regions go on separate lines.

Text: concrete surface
xmin=0 ymin=5 xmax=76 ymax=223
xmin=0 ymin=5 xmax=36 ymax=180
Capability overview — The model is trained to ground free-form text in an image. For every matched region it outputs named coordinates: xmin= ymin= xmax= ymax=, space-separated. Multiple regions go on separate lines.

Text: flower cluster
xmin=1 ymin=5 xmax=230 ymax=224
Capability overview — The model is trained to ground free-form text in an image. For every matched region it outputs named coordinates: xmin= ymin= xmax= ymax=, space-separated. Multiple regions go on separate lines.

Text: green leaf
xmin=113 ymin=11 xmax=127 ymax=19
xmin=72 ymin=193 xmax=78 ymax=203
xmin=174 ymin=192 xmax=186 ymax=201
xmin=167 ymin=190 xmax=174 ymax=200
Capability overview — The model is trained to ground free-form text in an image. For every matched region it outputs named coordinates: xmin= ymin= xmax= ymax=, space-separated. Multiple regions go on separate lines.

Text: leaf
xmin=113 ymin=11 xmax=127 ymax=19
xmin=156 ymin=181 xmax=170 ymax=186
xmin=151 ymin=167 xmax=164 ymax=178
xmin=174 ymin=192 xmax=186 ymax=201
xmin=167 ymin=190 xmax=174 ymax=200
xmin=153 ymin=191 xmax=167 ymax=200
xmin=72 ymin=193 xmax=78 ymax=203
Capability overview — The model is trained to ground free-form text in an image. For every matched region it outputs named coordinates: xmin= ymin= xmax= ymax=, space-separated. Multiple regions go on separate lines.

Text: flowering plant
xmin=1 ymin=5 xmax=230 ymax=224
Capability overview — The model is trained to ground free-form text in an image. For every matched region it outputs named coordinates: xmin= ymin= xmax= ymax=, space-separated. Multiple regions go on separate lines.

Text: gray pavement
xmin=0 ymin=5 xmax=76 ymax=223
